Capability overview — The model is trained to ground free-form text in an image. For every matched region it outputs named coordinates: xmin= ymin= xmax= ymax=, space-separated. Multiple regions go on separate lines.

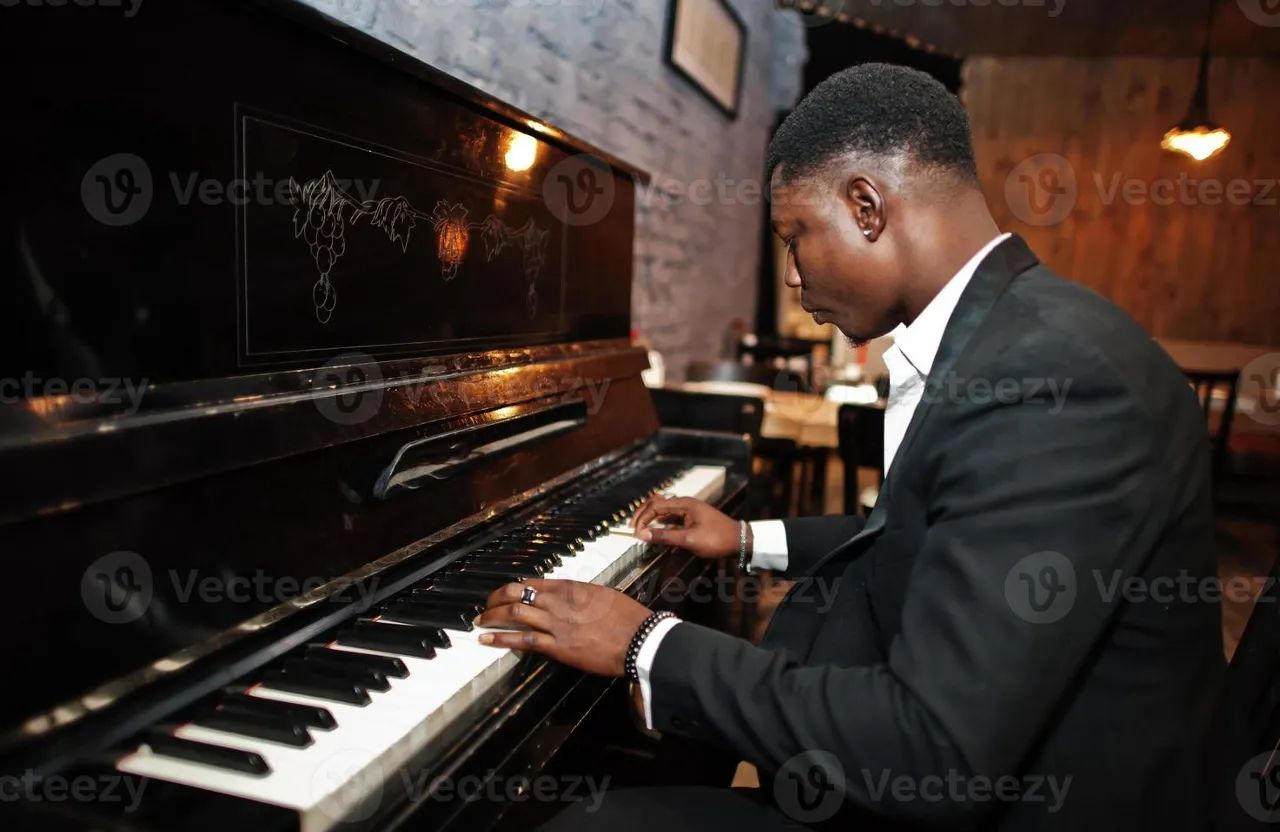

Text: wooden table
xmin=1155 ymin=337 xmax=1274 ymax=376
xmin=666 ymin=383 xmax=862 ymax=450
xmin=762 ymin=390 xmax=845 ymax=449
xmin=1156 ymin=338 xmax=1280 ymax=439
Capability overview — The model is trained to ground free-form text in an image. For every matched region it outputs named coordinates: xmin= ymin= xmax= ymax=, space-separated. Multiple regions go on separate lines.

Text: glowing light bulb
xmin=1160 ymin=126 xmax=1231 ymax=162
xmin=505 ymin=133 xmax=537 ymax=172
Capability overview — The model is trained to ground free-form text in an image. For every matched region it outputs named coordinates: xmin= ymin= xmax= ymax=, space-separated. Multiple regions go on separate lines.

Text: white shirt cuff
xmin=635 ymin=617 xmax=683 ymax=731
xmin=748 ymin=520 xmax=789 ymax=572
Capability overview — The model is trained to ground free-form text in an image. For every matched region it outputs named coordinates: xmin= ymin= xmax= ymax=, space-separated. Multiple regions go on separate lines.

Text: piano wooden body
xmin=0 ymin=3 xmax=750 ymax=829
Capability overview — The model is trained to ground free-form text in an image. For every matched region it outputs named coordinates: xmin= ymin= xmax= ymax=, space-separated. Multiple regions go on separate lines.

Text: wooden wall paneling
xmin=966 ymin=56 xmax=1280 ymax=347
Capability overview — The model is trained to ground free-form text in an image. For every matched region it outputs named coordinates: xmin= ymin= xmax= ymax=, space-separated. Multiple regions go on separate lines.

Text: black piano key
xmin=466 ymin=551 xmax=561 ymax=569
xmin=558 ymin=508 xmax=624 ymax=523
xmin=285 ymin=657 xmax=390 ymax=692
xmin=358 ymin=617 xmax=451 ymax=648
xmin=219 ymin=690 xmax=337 ymax=730
xmin=380 ymin=601 xmax=474 ymax=632
xmin=425 ymin=573 xmax=511 ymax=601
xmin=403 ymin=592 xmax=486 ymax=617
xmin=304 ymin=645 xmax=409 ymax=678
xmin=530 ymin=514 xmax=600 ymax=525
xmin=258 ymin=668 xmax=371 ymax=706
xmin=452 ymin=561 xmax=545 ymax=579
xmin=472 ymin=545 xmax=565 ymax=564
xmin=503 ymin=531 xmax=585 ymax=549
xmin=194 ymin=709 xmax=313 ymax=748
xmin=333 ymin=620 xmax=439 ymax=658
xmin=528 ymin=528 xmax=601 ymax=543
xmin=531 ymin=518 xmax=606 ymax=535
xmin=486 ymin=554 xmax=550 ymax=570
xmin=507 ymin=538 xmax=584 ymax=554
xmin=145 ymin=730 xmax=271 ymax=776
xmin=420 ymin=583 xmax=494 ymax=602
xmin=510 ymin=529 xmax=585 ymax=544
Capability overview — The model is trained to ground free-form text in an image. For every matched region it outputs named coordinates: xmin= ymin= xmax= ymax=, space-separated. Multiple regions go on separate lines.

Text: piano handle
xmin=346 ymin=399 xmax=589 ymax=502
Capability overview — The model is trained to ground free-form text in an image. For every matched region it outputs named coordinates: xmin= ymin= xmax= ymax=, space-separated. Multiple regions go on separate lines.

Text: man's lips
xmin=800 ymin=294 xmax=833 ymax=324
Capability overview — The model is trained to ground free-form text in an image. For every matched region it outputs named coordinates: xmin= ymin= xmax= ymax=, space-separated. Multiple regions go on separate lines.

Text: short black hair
xmin=766 ymin=63 xmax=978 ymax=186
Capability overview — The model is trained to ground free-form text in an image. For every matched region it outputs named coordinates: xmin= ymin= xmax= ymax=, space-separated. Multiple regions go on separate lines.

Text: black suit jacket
xmin=648 ymin=235 xmax=1224 ymax=830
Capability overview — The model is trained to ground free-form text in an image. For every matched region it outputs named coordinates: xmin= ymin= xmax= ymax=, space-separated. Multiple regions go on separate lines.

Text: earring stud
xmin=863 ymin=229 xmax=872 ymax=237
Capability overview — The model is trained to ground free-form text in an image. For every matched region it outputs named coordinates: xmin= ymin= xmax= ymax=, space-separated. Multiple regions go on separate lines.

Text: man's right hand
xmin=630 ymin=496 xmax=746 ymax=560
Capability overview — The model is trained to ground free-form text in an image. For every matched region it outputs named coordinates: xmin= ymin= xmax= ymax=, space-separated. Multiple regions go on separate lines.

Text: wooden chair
xmin=837 ymin=403 xmax=886 ymax=516
xmin=1184 ymin=370 xmax=1280 ymax=542
xmin=648 ymin=387 xmax=763 ymax=441
xmin=1185 ymin=369 xmax=1240 ymax=481
xmin=686 ymin=361 xmax=821 ymax=516
xmin=736 ymin=335 xmax=824 ymax=388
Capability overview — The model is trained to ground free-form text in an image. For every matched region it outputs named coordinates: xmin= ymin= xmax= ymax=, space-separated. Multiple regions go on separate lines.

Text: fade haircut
xmin=766 ymin=63 xmax=979 ymax=188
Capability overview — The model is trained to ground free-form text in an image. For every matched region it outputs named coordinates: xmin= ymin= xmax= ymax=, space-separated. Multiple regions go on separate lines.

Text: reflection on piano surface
xmin=0 ymin=2 xmax=750 ymax=830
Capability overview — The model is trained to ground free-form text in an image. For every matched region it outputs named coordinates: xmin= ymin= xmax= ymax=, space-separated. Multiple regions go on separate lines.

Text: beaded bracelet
xmin=737 ymin=520 xmax=751 ymax=574
xmin=624 ymin=610 xmax=679 ymax=683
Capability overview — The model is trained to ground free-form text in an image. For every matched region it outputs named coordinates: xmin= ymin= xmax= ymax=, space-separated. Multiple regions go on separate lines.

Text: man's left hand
xmin=475 ymin=579 xmax=653 ymax=677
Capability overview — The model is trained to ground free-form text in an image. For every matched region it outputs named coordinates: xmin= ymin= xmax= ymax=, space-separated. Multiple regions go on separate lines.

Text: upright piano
xmin=0 ymin=2 xmax=750 ymax=829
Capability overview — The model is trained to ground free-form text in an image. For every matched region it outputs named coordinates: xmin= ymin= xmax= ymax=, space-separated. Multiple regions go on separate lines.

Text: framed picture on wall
xmin=664 ymin=0 xmax=746 ymax=119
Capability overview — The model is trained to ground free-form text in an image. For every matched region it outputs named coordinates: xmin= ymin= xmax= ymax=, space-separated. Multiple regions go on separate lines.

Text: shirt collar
xmin=891 ymin=232 xmax=1011 ymax=377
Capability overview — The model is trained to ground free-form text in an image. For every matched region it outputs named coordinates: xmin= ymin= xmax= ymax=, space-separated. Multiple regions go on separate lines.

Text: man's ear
xmin=846 ymin=177 xmax=885 ymax=242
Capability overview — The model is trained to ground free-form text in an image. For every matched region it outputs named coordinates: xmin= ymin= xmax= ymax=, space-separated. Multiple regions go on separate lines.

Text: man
xmin=476 ymin=64 xmax=1223 ymax=830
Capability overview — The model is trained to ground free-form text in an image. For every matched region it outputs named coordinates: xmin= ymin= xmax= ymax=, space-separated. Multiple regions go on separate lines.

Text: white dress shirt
xmin=634 ymin=232 xmax=1011 ymax=729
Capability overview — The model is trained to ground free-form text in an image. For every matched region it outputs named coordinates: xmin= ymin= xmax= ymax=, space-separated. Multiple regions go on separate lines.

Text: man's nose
xmin=783 ymin=251 xmax=802 ymax=288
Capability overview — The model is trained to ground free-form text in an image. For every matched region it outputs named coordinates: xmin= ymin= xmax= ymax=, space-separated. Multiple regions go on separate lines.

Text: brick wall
xmin=301 ymin=0 xmax=805 ymax=378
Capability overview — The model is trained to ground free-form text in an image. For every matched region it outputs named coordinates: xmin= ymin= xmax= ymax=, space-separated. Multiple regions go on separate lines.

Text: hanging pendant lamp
xmin=1161 ymin=0 xmax=1231 ymax=161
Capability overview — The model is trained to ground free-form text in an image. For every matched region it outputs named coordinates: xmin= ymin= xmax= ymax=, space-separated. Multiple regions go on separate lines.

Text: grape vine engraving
xmin=288 ymin=171 xmax=550 ymax=323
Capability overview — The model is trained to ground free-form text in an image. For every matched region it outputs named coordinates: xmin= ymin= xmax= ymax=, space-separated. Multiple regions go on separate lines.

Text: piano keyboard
xmin=115 ymin=461 xmax=726 ymax=832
